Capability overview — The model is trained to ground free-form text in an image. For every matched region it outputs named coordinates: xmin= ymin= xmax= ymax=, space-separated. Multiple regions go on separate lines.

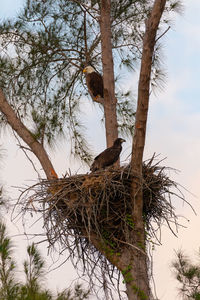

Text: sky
xmin=0 ymin=0 xmax=200 ymax=299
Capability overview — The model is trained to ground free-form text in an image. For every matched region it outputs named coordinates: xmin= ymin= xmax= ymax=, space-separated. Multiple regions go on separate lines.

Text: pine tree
xmin=0 ymin=222 xmax=90 ymax=300
xmin=0 ymin=0 xmax=183 ymax=299
xmin=19 ymin=243 xmax=52 ymax=300
xmin=172 ymin=250 xmax=200 ymax=300
xmin=0 ymin=223 xmax=19 ymax=300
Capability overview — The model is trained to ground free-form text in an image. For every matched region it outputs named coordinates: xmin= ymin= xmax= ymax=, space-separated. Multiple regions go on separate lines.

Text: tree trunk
xmin=0 ymin=89 xmax=58 ymax=180
xmin=120 ymin=247 xmax=149 ymax=300
xmin=128 ymin=0 xmax=167 ymax=299
xmin=131 ymin=0 xmax=167 ymax=172
xmin=0 ymin=0 xmax=167 ymax=298
xmin=95 ymin=1 xmax=167 ymax=299
xmin=99 ymin=0 xmax=118 ymax=147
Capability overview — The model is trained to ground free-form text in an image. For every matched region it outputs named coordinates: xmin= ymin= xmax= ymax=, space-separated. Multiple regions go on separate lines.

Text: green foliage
xmin=131 ymin=283 xmax=148 ymax=300
xmin=117 ymin=96 xmax=135 ymax=137
xmin=125 ymin=214 xmax=134 ymax=229
xmin=0 ymin=0 xmax=180 ymax=162
xmin=0 ymin=222 xmax=90 ymax=300
xmin=0 ymin=187 xmax=5 ymax=208
xmin=122 ymin=265 xmax=148 ymax=299
xmin=0 ymin=223 xmax=19 ymax=300
xmin=22 ymin=243 xmax=49 ymax=299
xmin=172 ymin=250 xmax=200 ymax=299
xmin=56 ymin=283 xmax=90 ymax=300
xmin=122 ymin=265 xmax=132 ymax=284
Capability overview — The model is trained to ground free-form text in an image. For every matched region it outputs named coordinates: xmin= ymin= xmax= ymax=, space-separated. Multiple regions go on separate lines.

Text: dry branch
xmin=17 ymin=157 xmax=187 ymax=295
xmin=0 ymin=89 xmax=57 ymax=180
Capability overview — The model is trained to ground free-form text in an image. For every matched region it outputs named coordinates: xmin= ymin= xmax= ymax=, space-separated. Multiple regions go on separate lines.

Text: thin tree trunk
xmin=131 ymin=0 xmax=167 ymax=172
xmin=127 ymin=0 xmax=167 ymax=299
xmin=0 ymin=89 xmax=58 ymax=180
xmin=99 ymin=0 xmax=118 ymax=147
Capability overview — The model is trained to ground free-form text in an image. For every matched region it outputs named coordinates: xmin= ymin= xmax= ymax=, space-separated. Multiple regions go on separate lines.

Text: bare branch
xmin=0 ymin=89 xmax=57 ymax=180
xmin=156 ymin=25 xmax=171 ymax=43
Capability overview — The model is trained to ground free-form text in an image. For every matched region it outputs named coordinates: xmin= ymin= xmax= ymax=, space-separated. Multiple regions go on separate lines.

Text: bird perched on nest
xmin=90 ymin=138 xmax=126 ymax=172
xmin=83 ymin=66 xmax=104 ymax=102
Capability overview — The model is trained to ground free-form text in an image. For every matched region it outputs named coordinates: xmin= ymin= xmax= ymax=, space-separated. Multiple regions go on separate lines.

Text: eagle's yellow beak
xmin=83 ymin=68 xmax=86 ymax=73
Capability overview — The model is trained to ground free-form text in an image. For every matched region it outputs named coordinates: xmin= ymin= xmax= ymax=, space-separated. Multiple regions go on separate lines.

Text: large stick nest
xmin=20 ymin=157 xmax=184 ymax=251
xmin=18 ymin=157 xmax=187 ymax=296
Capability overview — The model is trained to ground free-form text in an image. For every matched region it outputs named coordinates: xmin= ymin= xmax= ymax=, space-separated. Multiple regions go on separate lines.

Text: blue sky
xmin=1 ymin=0 xmax=23 ymax=19
xmin=1 ymin=0 xmax=200 ymax=299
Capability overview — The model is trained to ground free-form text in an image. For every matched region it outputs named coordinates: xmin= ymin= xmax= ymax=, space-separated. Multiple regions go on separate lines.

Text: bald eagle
xmin=83 ymin=66 xmax=104 ymax=102
xmin=90 ymin=138 xmax=126 ymax=172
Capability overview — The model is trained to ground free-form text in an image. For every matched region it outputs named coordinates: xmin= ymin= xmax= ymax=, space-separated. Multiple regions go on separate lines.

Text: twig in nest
xmin=16 ymin=157 xmax=193 ymax=298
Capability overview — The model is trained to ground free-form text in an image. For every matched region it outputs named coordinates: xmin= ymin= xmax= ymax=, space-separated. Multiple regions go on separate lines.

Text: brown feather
xmin=87 ymin=72 xmax=104 ymax=98
xmin=90 ymin=138 xmax=125 ymax=172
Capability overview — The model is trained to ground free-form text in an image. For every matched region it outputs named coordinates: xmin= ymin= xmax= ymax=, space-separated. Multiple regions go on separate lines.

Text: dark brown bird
xmin=83 ymin=66 xmax=104 ymax=101
xmin=90 ymin=138 xmax=126 ymax=172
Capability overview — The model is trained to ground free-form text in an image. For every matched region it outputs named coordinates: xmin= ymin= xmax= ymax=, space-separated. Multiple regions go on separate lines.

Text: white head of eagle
xmin=83 ymin=66 xmax=104 ymax=99
xmin=83 ymin=66 xmax=96 ymax=74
